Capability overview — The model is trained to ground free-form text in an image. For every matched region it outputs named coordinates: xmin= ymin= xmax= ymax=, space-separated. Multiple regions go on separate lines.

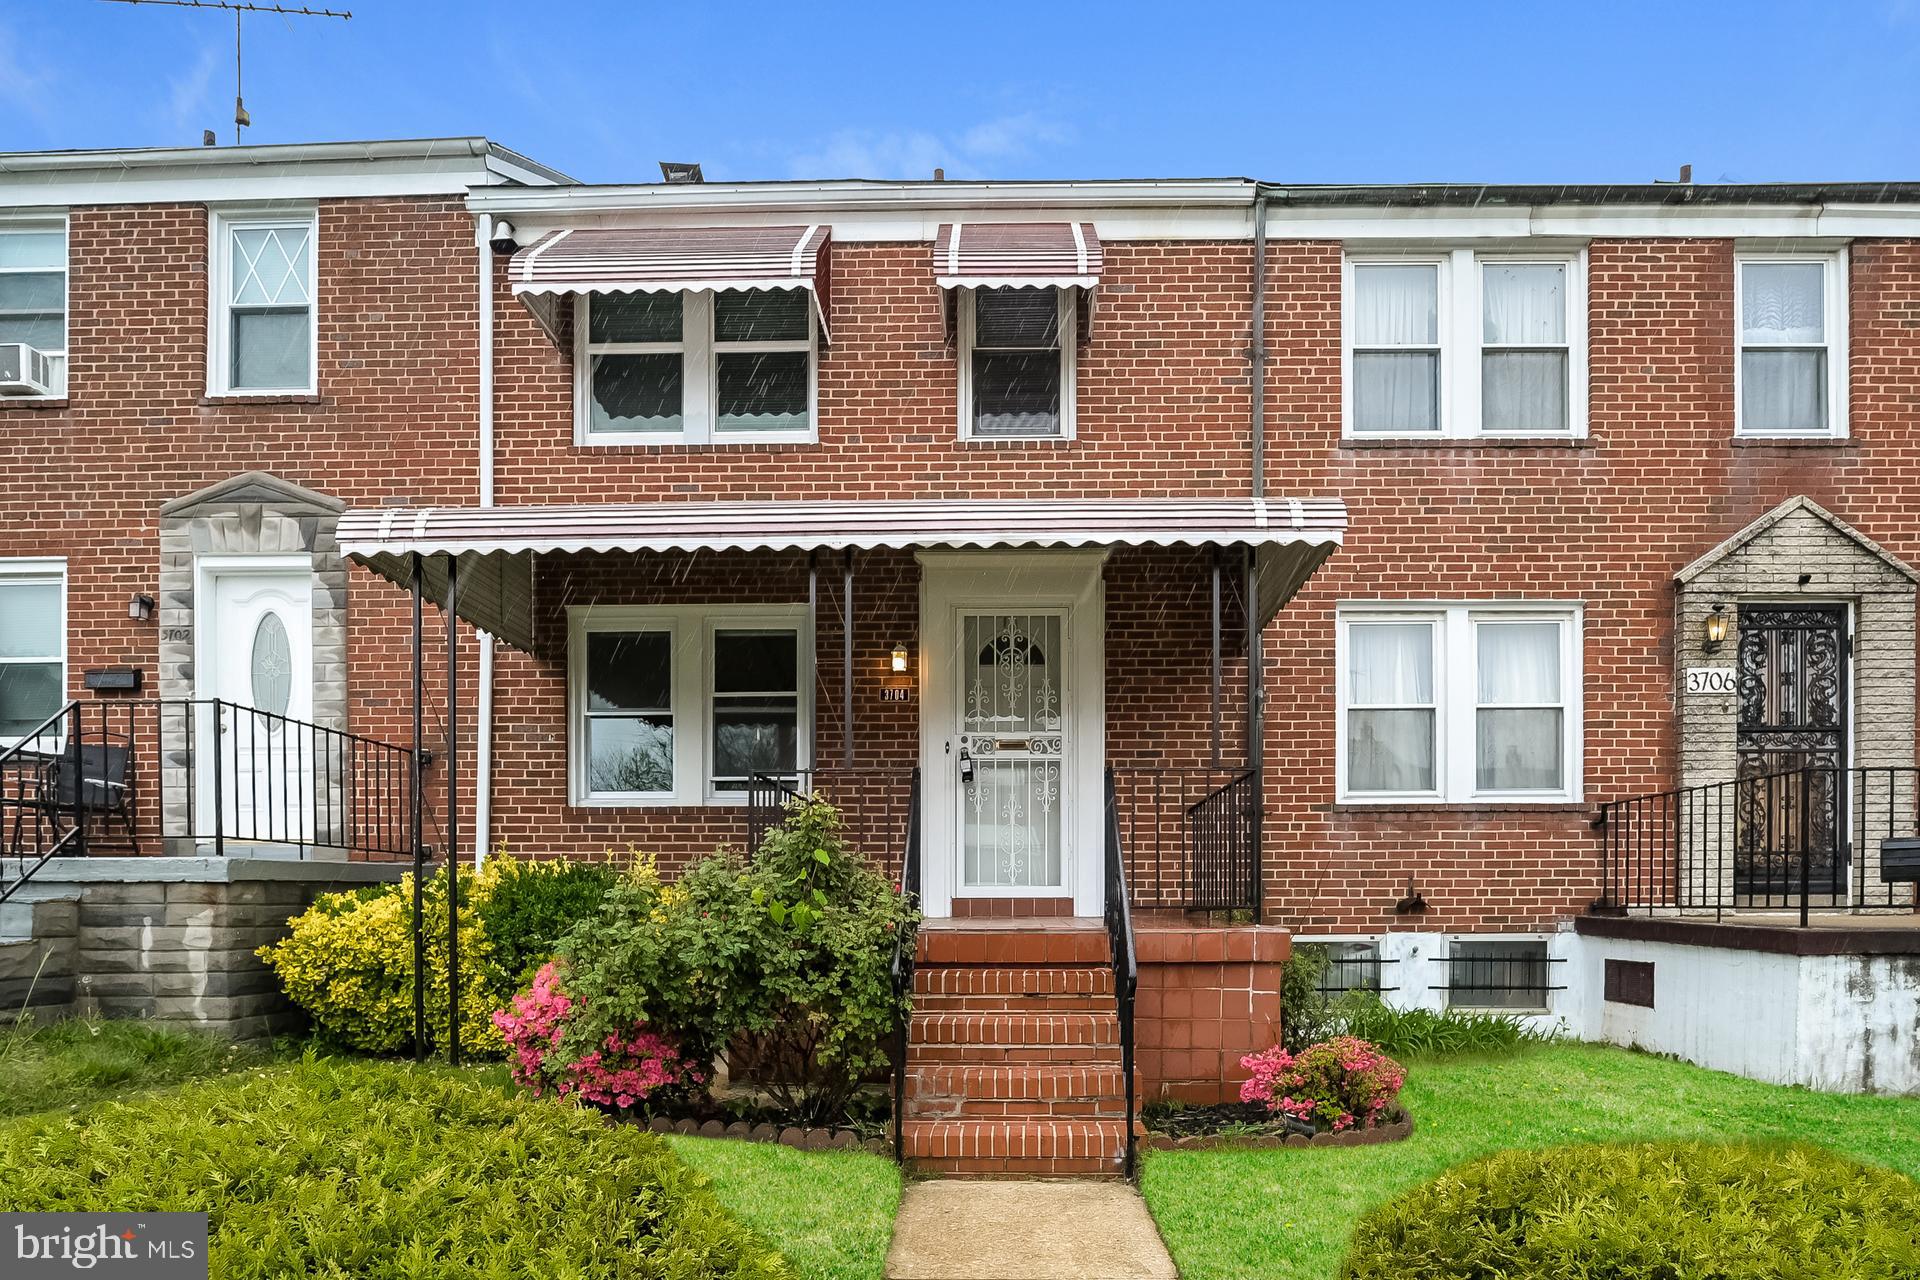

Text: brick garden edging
xmin=1145 ymin=1112 xmax=1413 ymax=1152
xmin=643 ymin=1114 xmax=891 ymax=1156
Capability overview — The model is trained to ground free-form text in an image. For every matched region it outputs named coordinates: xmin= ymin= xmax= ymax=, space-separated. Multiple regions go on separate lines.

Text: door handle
xmin=958 ymin=747 xmax=974 ymax=785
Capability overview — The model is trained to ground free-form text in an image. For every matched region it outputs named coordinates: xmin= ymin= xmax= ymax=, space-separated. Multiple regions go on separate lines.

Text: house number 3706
xmin=1685 ymin=667 xmax=1737 ymax=695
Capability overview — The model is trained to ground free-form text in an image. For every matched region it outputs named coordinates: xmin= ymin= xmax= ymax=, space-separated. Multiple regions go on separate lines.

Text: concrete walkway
xmin=885 ymin=1181 xmax=1178 ymax=1280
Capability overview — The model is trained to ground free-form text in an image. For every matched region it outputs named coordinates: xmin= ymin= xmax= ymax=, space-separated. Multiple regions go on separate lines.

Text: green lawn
xmin=1140 ymin=1042 xmax=1920 ymax=1280
xmin=0 ymin=1016 xmax=267 ymax=1119
xmin=667 ymin=1136 xmax=901 ymax=1280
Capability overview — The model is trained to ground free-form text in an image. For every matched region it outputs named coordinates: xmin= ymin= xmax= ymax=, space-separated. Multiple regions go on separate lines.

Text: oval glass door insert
xmin=250 ymin=611 xmax=293 ymax=716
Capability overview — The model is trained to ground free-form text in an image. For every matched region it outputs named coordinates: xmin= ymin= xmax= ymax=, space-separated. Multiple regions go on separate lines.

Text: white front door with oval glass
xmin=196 ymin=561 xmax=314 ymax=845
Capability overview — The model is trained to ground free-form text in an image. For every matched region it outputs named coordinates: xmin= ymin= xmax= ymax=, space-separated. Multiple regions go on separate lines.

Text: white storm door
xmin=957 ymin=610 xmax=1067 ymax=893
xmin=198 ymin=564 xmax=314 ymax=843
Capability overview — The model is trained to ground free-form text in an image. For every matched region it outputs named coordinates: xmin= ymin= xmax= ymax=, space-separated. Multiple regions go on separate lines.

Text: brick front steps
xmin=902 ymin=919 xmax=1138 ymax=1178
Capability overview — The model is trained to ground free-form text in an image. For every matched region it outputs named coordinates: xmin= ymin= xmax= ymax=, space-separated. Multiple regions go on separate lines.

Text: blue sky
xmin=5 ymin=0 xmax=1920 ymax=184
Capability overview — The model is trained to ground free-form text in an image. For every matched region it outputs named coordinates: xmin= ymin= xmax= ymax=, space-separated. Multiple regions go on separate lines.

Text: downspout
xmin=473 ymin=212 xmax=496 ymax=868
xmin=1247 ymin=192 xmax=1268 ymax=764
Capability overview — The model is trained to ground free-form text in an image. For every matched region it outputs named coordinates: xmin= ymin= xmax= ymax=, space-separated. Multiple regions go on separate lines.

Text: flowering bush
xmin=492 ymin=960 xmax=703 ymax=1110
xmin=1240 ymin=1035 xmax=1406 ymax=1132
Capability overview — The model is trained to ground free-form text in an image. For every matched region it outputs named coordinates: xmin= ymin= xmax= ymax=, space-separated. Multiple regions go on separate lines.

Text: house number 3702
xmin=1685 ymin=667 xmax=1737 ymax=695
xmin=163 ymin=628 xmax=192 ymax=642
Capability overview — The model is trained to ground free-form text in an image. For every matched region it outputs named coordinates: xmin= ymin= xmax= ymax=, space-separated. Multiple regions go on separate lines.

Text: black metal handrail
xmin=1102 ymin=766 xmax=1139 ymax=1178
xmin=1112 ymin=764 xmax=1261 ymax=913
xmin=2 ymin=698 xmax=418 ymax=904
xmin=889 ymin=768 xmax=921 ymax=1162
xmin=1596 ymin=764 xmax=1920 ymax=925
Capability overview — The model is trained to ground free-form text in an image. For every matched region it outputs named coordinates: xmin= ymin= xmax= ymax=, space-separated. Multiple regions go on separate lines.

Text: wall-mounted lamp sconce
xmin=1703 ymin=604 xmax=1728 ymax=651
xmin=128 ymin=594 xmax=156 ymax=622
xmin=891 ymin=641 xmax=909 ymax=674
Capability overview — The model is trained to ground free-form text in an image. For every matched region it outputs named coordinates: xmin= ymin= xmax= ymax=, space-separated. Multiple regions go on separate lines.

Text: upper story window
xmin=1344 ymin=250 xmax=1586 ymax=440
xmin=0 ymin=220 xmax=67 ymax=398
xmin=0 ymin=560 xmax=65 ymax=744
xmin=959 ymin=286 xmax=1076 ymax=440
xmin=1338 ymin=603 xmax=1582 ymax=804
xmin=568 ymin=604 xmax=810 ymax=805
xmin=210 ymin=211 xmax=317 ymax=395
xmin=576 ymin=287 xmax=816 ymax=446
xmin=1736 ymin=253 xmax=1848 ymax=438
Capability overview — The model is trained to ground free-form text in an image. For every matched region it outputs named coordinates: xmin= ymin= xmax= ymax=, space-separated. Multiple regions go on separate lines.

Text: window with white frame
xmin=575 ymin=288 xmax=816 ymax=444
xmin=0 ymin=561 xmax=65 ymax=743
xmin=1338 ymin=604 xmax=1581 ymax=803
xmin=1345 ymin=250 xmax=1586 ymax=439
xmin=1443 ymin=939 xmax=1555 ymax=1011
xmin=211 ymin=211 xmax=317 ymax=394
xmin=0 ymin=220 xmax=67 ymax=396
xmin=569 ymin=605 xmax=809 ymax=804
xmin=959 ymin=286 xmax=1075 ymax=439
xmin=1736 ymin=253 xmax=1847 ymax=438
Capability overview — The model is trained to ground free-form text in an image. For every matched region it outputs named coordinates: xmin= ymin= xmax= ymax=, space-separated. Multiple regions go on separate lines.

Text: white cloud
xmin=167 ymin=42 xmax=222 ymax=136
xmin=0 ymin=24 xmax=58 ymax=126
xmin=785 ymin=111 xmax=1077 ymax=180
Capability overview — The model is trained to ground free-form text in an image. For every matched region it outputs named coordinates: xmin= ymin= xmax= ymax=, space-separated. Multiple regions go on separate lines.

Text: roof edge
xmin=0 ymin=137 xmax=574 ymax=186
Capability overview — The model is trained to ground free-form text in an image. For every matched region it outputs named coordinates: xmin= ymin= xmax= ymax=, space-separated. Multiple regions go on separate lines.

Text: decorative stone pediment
xmin=160 ymin=471 xmax=345 ymax=518
xmin=1675 ymin=496 xmax=1918 ymax=586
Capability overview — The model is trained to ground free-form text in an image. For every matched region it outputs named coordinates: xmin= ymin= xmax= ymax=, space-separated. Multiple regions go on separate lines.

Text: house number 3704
xmin=1685 ymin=667 xmax=1737 ymax=695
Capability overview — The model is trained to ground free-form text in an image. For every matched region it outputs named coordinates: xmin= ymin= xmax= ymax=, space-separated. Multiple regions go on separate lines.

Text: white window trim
xmin=573 ymin=290 xmax=819 ymax=446
xmin=957 ymin=285 xmax=1077 ymax=441
xmin=0 ymin=215 xmax=69 ymax=398
xmin=1733 ymin=248 xmax=1849 ymax=440
xmin=1336 ymin=601 xmax=1583 ymax=805
xmin=0 ymin=558 xmax=67 ymax=747
xmin=1342 ymin=248 xmax=1588 ymax=440
xmin=567 ymin=603 xmax=812 ymax=806
xmin=207 ymin=207 xmax=319 ymax=397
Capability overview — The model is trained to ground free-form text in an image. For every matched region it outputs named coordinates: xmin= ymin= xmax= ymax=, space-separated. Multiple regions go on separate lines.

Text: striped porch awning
xmin=932 ymin=222 xmax=1104 ymax=290
xmin=338 ymin=497 xmax=1346 ymax=653
xmin=509 ymin=224 xmax=833 ymax=342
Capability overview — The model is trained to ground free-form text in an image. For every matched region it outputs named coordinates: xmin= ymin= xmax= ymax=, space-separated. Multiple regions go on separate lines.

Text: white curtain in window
xmin=1476 ymin=622 xmax=1562 ymax=791
xmin=1350 ymin=623 xmax=1433 ymax=703
xmin=1483 ymin=264 xmax=1564 ymax=345
xmin=1742 ymin=263 xmax=1824 ymax=343
xmin=1742 ymin=350 xmax=1826 ymax=432
xmin=1352 ymin=265 xmax=1439 ymax=433
xmin=1354 ymin=265 xmax=1437 ymax=345
xmin=1347 ymin=623 xmax=1436 ymax=792
xmin=1482 ymin=264 xmax=1568 ymax=432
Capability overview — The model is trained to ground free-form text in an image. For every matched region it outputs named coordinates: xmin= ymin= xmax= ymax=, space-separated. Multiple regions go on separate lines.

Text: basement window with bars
xmin=568 ymin=605 xmax=810 ymax=805
xmin=575 ymin=288 xmax=816 ymax=445
xmin=0 ymin=220 xmax=67 ymax=397
xmin=958 ymin=286 xmax=1076 ymax=440
xmin=1439 ymin=939 xmax=1561 ymax=1012
xmin=0 ymin=561 xmax=65 ymax=744
xmin=1313 ymin=941 xmax=1396 ymax=996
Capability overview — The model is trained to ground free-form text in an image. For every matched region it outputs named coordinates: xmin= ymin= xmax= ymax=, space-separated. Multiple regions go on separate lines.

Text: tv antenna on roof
xmin=98 ymin=0 xmax=352 ymax=145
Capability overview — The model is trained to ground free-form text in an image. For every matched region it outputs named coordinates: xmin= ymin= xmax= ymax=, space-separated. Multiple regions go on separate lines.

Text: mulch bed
xmin=641 ymin=1113 xmax=892 ymax=1155
xmin=1144 ymin=1102 xmax=1413 ymax=1151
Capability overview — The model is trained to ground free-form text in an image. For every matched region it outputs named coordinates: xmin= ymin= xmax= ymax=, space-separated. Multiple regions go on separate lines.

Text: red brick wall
xmin=1134 ymin=925 xmax=1289 ymax=1103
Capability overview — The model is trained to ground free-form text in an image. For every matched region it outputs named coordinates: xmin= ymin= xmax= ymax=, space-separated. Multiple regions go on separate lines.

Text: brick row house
xmin=5 ymin=142 xmax=1919 ymax=1174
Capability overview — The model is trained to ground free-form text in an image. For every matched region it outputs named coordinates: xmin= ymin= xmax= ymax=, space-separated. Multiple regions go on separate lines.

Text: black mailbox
xmin=1880 ymin=838 xmax=1920 ymax=883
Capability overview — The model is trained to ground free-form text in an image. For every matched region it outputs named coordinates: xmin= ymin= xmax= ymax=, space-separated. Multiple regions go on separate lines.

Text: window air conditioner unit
xmin=0 ymin=343 xmax=54 ymax=396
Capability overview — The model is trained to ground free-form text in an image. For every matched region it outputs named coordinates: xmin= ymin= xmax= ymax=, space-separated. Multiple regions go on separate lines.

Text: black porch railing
xmin=1595 ymin=764 xmax=1920 ymax=926
xmin=1102 ymin=767 xmax=1140 ymax=1178
xmin=3 ymin=698 xmax=417 ymax=904
xmin=1112 ymin=765 xmax=1261 ymax=914
xmin=744 ymin=767 xmax=920 ymax=877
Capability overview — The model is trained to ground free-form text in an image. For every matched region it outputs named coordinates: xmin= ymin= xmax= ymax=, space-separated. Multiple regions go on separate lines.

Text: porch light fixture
xmin=128 ymin=593 xmax=155 ymax=622
xmin=1704 ymin=604 xmax=1728 ymax=651
xmin=891 ymin=641 xmax=909 ymax=673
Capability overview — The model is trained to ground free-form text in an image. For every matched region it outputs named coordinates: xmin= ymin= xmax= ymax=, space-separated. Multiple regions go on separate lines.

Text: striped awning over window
xmin=932 ymin=222 xmax=1104 ymax=290
xmin=338 ymin=497 xmax=1345 ymax=653
xmin=509 ymin=225 xmax=833 ymax=341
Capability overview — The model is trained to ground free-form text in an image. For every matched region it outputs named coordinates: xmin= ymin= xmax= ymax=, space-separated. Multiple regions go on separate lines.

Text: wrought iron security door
xmin=958 ymin=612 xmax=1066 ymax=890
xmin=1734 ymin=604 xmax=1848 ymax=900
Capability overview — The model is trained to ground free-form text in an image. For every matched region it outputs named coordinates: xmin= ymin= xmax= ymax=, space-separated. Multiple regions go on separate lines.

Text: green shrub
xmin=1329 ymin=991 xmax=1555 ymax=1058
xmin=553 ymin=799 xmax=917 ymax=1124
xmin=258 ymin=854 xmax=618 ymax=1057
xmin=1280 ymin=942 xmax=1335 ymax=1051
xmin=1342 ymin=1140 xmax=1920 ymax=1280
xmin=476 ymin=852 xmax=621 ymax=993
xmin=0 ymin=1055 xmax=791 ymax=1279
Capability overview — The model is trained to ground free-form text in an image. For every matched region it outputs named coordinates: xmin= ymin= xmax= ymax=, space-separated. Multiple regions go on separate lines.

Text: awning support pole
xmin=1210 ymin=548 xmax=1223 ymax=767
xmin=410 ymin=552 xmax=425 ymax=1061
xmin=445 ymin=552 xmax=462 ymax=1066
xmin=842 ymin=549 xmax=855 ymax=769
xmin=808 ymin=550 xmax=819 ymax=767
xmin=1245 ymin=545 xmax=1264 ymax=923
